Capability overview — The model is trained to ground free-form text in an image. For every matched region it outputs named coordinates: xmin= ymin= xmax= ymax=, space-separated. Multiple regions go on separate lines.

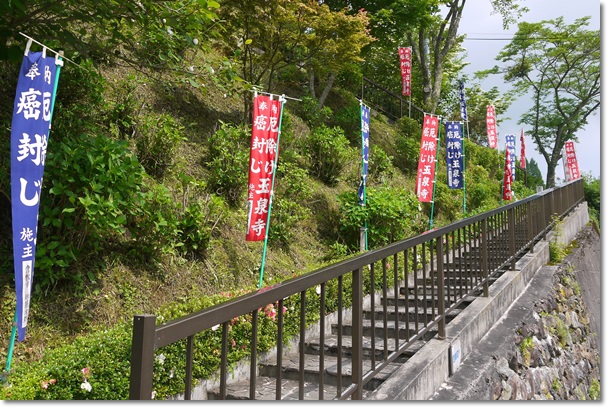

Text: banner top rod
xmin=18 ymin=32 xmax=79 ymax=68
xmin=248 ymin=87 xmax=301 ymax=102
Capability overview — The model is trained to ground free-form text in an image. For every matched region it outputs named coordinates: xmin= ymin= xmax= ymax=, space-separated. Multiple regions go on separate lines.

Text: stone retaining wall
xmin=484 ymin=265 xmax=600 ymax=400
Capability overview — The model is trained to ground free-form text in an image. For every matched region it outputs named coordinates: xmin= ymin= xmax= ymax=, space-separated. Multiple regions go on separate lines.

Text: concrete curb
xmin=367 ymin=202 xmax=589 ymax=400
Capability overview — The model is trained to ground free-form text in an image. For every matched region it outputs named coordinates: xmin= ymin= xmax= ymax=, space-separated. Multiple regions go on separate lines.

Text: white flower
xmin=211 ymin=324 xmax=220 ymax=331
xmin=209 ymin=67 xmax=215 ymax=74
xmin=151 ymin=391 xmax=157 ymax=399
xmin=315 ymin=285 xmax=321 ymax=295
xmin=188 ymin=66 xmax=194 ymax=72
xmin=167 ymin=27 xmax=174 ymax=36
xmin=156 ymin=353 xmax=166 ymax=365
xmin=162 ymin=19 xmax=166 ymax=24
xmin=169 ymin=369 xmax=174 ymax=379
xmin=80 ymin=381 xmax=92 ymax=392
xmin=193 ymin=38 xmax=199 ymax=45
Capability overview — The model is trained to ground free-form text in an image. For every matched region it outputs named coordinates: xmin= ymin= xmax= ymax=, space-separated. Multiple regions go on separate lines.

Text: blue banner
xmin=445 ymin=121 xmax=464 ymax=189
xmin=11 ymin=51 xmax=60 ymax=341
xmin=505 ymin=134 xmax=516 ymax=182
xmin=358 ymin=104 xmax=370 ymax=205
xmin=459 ymin=80 xmax=468 ymax=121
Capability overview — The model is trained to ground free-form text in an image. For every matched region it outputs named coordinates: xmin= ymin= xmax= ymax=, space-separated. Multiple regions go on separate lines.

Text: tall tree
xmin=219 ymin=0 xmax=372 ymax=118
xmin=405 ymin=0 xmax=527 ymax=112
xmin=488 ymin=17 xmax=600 ymax=187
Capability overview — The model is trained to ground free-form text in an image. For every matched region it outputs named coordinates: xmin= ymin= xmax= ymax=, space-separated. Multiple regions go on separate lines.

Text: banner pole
xmin=2 ymin=312 xmax=18 ymax=381
xmin=258 ymin=96 xmax=286 ymax=288
xmin=429 ymin=117 xmax=442 ymax=230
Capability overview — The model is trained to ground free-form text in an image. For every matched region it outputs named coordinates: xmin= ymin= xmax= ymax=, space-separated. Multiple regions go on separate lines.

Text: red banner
xmin=416 ymin=115 xmax=439 ymax=202
xmin=246 ymin=94 xmax=282 ymax=241
xmin=519 ymin=129 xmax=526 ymax=169
xmin=564 ymin=141 xmax=580 ymax=181
xmin=503 ymin=148 xmax=513 ymax=200
xmin=398 ymin=47 xmax=412 ymax=96
xmin=486 ymin=105 xmax=498 ymax=149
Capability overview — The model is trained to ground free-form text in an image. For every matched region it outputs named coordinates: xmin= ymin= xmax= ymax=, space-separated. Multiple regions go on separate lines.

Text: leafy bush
xmin=337 ymin=186 xmax=422 ymax=250
xmin=205 ymin=122 xmax=250 ymax=207
xmin=394 ymin=133 xmax=421 ymax=175
xmin=368 ymin=146 xmax=394 ymax=184
xmin=135 ymin=113 xmax=186 ymax=179
xmin=300 ymin=96 xmax=333 ymax=129
xmin=306 ymin=125 xmax=353 ymax=186
xmin=34 ymin=133 xmax=149 ymax=290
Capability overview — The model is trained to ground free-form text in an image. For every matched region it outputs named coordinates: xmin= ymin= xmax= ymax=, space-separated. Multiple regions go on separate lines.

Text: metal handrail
xmin=130 ymin=178 xmax=584 ymax=400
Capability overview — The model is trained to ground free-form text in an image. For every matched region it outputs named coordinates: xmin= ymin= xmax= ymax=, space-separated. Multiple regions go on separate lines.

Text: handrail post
xmin=351 ymin=267 xmax=363 ymax=400
xmin=436 ymin=238 xmax=445 ymax=339
xmin=526 ymin=202 xmax=534 ymax=253
xmin=481 ymin=219 xmax=489 ymax=297
xmin=130 ymin=314 xmax=157 ymax=400
xmin=508 ymin=208 xmax=516 ymax=270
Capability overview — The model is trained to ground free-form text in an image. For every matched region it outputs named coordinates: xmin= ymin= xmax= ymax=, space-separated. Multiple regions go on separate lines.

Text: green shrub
xmin=34 ymin=133 xmax=149 ymax=290
xmin=135 ymin=113 xmax=186 ymax=179
xmin=306 ymin=125 xmax=352 ymax=186
xmin=368 ymin=146 xmax=394 ymax=183
xmin=337 ymin=186 xmax=422 ymax=250
xmin=300 ymin=96 xmax=333 ymax=129
xmin=205 ymin=122 xmax=250 ymax=207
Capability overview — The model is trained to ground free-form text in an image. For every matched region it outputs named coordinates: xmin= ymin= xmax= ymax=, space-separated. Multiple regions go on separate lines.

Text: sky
xmin=457 ymin=0 xmax=601 ymax=183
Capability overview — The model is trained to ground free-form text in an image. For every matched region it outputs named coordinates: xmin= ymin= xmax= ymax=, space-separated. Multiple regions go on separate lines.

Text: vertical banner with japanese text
xmin=398 ymin=47 xmax=412 ymax=96
xmin=358 ymin=104 xmax=370 ymax=205
xmin=486 ymin=105 xmax=498 ymax=149
xmin=505 ymin=134 xmax=516 ymax=182
xmin=246 ymin=94 xmax=282 ymax=241
xmin=563 ymin=141 xmax=580 ymax=181
xmin=11 ymin=51 xmax=60 ymax=341
xmin=415 ymin=115 xmax=439 ymax=202
xmin=503 ymin=149 xmax=513 ymax=200
xmin=519 ymin=129 xmax=526 ymax=169
xmin=445 ymin=121 xmax=463 ymax=189
xmin=459 ymin=81 xmax=468 ymax=121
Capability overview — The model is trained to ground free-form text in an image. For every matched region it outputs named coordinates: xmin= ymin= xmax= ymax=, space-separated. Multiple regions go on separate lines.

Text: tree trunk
xmin=309 ymin=64 xmax=316 ymax=99
xmin=317 ymin=71 xmax=337 ymax=109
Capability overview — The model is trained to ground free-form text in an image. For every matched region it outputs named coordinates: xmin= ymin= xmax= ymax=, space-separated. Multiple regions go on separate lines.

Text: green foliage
xmin=583 ymin=173 xmax=600 ymax=231
xmin=306 ymin=125 xmax=353 ymax=186
xmin=368 ymin=146 xmax=394 ymax=184
xmin=135 ymin=113 xmax=186 ymax=179
xmin=394 ymin=116 xmax=422 ymax=175
xmin=337 ymin=186 xmax=422 ymax=251
xmin=205 ymin=122 xmax=251 ymax=207
xmin=588 ymin=378 xmax=600 ymax=400
xmin=300 ymin=96 xmax=333 ymax=129
xmin=269 ymin=162 xmax=313 ymax=248
xmin=35 ymin=134 xmax=148 ymax=289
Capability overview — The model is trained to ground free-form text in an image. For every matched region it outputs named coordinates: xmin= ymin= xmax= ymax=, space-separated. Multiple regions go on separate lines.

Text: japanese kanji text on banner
xmin=398 ymin=47 xmax=412 ymax=96
xmin=246 ymin=94 xmax=282 ymax=241
xmin=563 ymin=141 xmax=580 ymax=181
xmin=486 ymin=105 xmax=498 ymax=149
xmin=445 ymin=121 xmax=463 ymax=189
xmin=358 ymin=104 xmax=370 ymax=205
xmin=11 ymin=51 xmax=61 ymax=341
xmin=505 ymin=134 xmax=516 ymax=182
xmin=416 ymin=115 xmax=439 ymax=202
xmin=503 ymin=149 xmax=513 ymax=200
xmin=519 ymin=129 xmax=526 ymax=169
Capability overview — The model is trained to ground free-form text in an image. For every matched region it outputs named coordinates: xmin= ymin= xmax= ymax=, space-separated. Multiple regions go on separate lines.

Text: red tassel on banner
xmin=246 ymin=94 xmax=282 ymax=241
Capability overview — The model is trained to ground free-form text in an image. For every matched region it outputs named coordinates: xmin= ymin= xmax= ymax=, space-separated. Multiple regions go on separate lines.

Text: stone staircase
xmin=206 ymin=266 xmax=511 ymax=400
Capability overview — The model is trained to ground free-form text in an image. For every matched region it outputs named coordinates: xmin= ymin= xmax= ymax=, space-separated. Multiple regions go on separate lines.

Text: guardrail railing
xmin=130 ymin=179 xmax=584 ymax=400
